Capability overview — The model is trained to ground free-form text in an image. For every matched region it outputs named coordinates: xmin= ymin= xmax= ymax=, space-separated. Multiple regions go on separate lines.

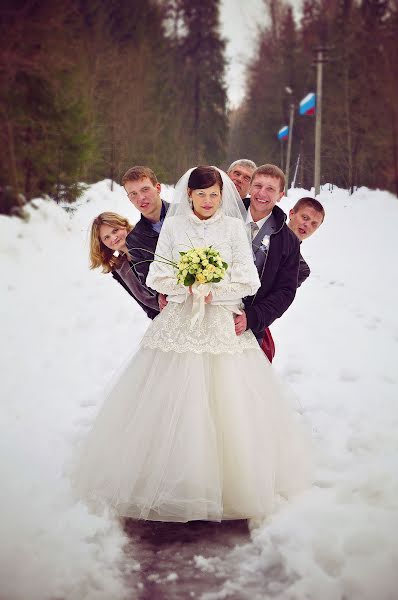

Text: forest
xmin=1 ymin=0 xmax=397 ymax=214
xmin=229 ymin=0 xmax=398 ymax=194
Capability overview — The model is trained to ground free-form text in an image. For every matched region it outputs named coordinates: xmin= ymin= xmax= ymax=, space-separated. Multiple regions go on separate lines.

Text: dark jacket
xmin=243 ymin=201 xmax=300 ymax=336
xmin=298 ymin=252 xmax=310 ymax=287
xmin=111 ymin=200 xmax=169 ymax=320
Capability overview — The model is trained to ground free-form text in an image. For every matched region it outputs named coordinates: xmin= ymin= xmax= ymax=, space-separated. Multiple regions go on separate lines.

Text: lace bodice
xmin=141 ymin=299 xmax=260 ymax=354
xmin=146 ymin=210 xmax=260 ymax=303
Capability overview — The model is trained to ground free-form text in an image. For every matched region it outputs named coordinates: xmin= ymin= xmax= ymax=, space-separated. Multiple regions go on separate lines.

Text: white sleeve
xmin=146 ymin=219 xmax=188 ymax=297
xmin=212 ymin=220 xmax=260 ymax=301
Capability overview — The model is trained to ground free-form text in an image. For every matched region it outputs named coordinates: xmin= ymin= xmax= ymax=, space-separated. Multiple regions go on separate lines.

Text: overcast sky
xmin=220 ymin=0 xmax=302 ymax=107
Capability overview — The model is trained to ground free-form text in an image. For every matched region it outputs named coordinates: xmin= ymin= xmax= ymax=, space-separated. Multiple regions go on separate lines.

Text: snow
xmin=1 ymin=179 xmax=397 ymax=599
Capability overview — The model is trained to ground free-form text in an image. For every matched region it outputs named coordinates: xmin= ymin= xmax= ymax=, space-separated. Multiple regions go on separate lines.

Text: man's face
xmin=249 ymin=174 xmax=284 ymax=218
xmin=228 ymin=164 xmax=255 ymax=199
xmin=289 ymin=205 xmax=323 ymax=241
xmin=124 ymin=177 xmax=161 ymax=221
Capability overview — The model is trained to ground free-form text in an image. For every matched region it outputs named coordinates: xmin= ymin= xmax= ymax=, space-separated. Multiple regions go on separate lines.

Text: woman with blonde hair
xmin=89 ymin=212 xmax=159 ymax=317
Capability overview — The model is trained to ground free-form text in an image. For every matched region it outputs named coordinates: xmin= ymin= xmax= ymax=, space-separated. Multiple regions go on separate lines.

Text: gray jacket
xmin=112 ymin=200 xmax=169 ymax=319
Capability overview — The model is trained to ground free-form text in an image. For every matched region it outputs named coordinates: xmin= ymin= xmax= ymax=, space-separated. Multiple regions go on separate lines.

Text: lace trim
xmin=141 ymin=301 xmax=259 ymax=355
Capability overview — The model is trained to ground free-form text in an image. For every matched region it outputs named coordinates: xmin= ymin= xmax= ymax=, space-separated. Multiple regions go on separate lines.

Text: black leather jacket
xmin=243 ymin=203 xmax=300 ymax=336
xmin=298 ymin=252 xmax=310 ymax=287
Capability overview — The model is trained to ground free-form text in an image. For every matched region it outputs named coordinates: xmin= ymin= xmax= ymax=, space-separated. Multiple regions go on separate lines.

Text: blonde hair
xmin=89 ymin=212 xmax=133 ymax=274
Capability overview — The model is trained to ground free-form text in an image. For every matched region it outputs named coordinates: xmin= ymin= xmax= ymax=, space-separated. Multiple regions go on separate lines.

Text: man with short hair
xmin=227 ymin=159 xmax=257 ymax=199
xmin=288 ymin=197 xmax=325 ymax=286
xmin=288 ymin=197 xmax=325 ymax=240
xmin=111 ymin=166 xmax=169 ymax=319
xmin=251 ymin=194 xmax=325 ymax=361
xmin=235 ymin=164 xmax=300 ymax=357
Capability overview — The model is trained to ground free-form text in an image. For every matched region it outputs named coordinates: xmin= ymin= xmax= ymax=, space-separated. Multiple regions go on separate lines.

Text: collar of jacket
xmin=136 ymin=199 xmax=169 ymax=234
xmin=271 ymin=204 xmax=287 ymax=233
xmin=243 ymin=199 xmax=287 ymax=233
xmin=187 ymin=208 xmax=223 ymax=225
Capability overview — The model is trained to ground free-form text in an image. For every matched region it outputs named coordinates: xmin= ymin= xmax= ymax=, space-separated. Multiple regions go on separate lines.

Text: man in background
xmin=227 ymin=159 xmax=256 ymax=200
xmin=288 ymin=197 xmax=325 ymax=286
xmin=258 ymin=195 xmax=325 ymax=361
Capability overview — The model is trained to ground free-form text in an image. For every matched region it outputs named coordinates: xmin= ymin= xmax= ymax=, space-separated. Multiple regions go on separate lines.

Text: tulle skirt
xmin=74 ymin=302 xmax=312 ymax=522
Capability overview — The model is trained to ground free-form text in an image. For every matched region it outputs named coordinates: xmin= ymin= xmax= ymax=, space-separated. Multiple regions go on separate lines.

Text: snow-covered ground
xmin=1 ymin=180 xmax=397 ymax=599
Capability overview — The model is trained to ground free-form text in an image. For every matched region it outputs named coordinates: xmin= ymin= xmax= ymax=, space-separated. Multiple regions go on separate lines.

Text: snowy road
xmin=124 ymin=519 xmax=251 ymax=599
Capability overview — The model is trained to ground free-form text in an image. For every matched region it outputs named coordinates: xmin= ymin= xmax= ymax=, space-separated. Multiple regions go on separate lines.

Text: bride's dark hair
xmin=188 ymin=166 xmax=223 ymax=192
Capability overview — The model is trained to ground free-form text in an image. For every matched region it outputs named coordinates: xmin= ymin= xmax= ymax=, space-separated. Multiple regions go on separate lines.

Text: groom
xmin=112 ymin=165 xmax=169 ymax=319
xmin=235 ymin=164 xmax=300 ymax=352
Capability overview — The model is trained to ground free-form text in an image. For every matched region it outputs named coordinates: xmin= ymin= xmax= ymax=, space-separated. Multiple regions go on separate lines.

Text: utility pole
xmin=313 ymin=47 xmax=328 ymax=196
xmin=285 ymin=100 xmax=295 ymax=195
xmin=292 ymin=154 xmax=300 ymax=189
xmin=300 ymin=138 xmax=304 ymax=187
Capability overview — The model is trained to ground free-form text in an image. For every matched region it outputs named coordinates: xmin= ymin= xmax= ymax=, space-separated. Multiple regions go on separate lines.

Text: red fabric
xmin=261 ymin=328 xmax=275 ymax=362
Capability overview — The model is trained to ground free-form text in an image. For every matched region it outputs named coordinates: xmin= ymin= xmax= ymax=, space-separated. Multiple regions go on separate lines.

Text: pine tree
xmin=169 ymin=0 xmax=228 ymax=169
xmin=0 ymin=0 xmax=96 ymax=206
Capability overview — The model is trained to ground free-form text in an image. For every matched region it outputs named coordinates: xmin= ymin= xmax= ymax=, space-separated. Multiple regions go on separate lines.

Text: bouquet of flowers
xmin=131 ymin=241 xmax=228 ymax=327
xmin=176 ymin=246 xmax=228 ymax=287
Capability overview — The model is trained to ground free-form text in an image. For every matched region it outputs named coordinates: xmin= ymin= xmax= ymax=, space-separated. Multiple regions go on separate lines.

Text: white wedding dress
xmin=74 ymin=210 xmax=312 ymax=522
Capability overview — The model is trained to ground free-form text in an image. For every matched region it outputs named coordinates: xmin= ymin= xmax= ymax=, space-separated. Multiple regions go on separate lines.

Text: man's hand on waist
xmin=234 ymin=311 xmax=247 ymax=336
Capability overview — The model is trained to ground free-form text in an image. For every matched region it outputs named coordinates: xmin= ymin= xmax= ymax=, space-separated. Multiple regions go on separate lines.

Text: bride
xmin=74 ymin=166 xmax=311 ymax=522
